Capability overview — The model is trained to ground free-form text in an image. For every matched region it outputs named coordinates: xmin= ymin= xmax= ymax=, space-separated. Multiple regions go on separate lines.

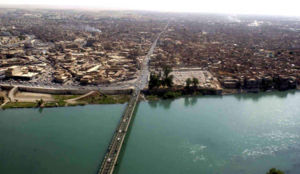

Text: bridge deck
xmin=98 ymin=90 xmax=140 ymax=174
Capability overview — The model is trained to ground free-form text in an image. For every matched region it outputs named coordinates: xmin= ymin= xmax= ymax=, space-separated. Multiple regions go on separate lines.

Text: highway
xmin=136 ymin=21 xmax=169 ymax=90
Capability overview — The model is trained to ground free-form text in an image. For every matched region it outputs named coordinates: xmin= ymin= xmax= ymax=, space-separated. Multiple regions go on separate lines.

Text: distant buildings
xmin=0 ymin=9 xmax=299 ymax=91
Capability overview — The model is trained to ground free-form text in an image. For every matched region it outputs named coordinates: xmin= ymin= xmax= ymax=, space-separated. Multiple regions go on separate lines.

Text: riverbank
xmin=0 ymin=91 xmax=130 ymax=109
xmin=143 ymin=87 xmax=224 ymax=101
xmin=143 ymin=87 xmax=300 ymax=101
xmin=1 ymin=83 xmax=299 ymax=109
xmin=0 ymin=84 xmax=132 ymax=109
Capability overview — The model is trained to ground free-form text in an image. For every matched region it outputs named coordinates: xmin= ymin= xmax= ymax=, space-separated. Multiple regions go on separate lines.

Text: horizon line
xmin=0 ymin=4 xmax=300 ymax=18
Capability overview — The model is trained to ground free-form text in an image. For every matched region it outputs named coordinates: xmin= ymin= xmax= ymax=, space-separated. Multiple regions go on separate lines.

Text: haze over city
xmin=1 ymin=0 xmax=300 ymax=16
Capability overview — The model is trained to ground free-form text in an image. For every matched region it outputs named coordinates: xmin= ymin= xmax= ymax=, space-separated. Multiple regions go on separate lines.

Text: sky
xmin=1 ymin=0 xmax=300 ymax=17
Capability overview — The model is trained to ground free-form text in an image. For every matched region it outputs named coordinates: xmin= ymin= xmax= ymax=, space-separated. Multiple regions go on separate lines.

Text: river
xmin=116 ymin=90 xmax=300 ymax=174
xmin=0 ymin=104 xmax=126 ymax=174
xmin=1 ymin=91 xmax=300 ymax=174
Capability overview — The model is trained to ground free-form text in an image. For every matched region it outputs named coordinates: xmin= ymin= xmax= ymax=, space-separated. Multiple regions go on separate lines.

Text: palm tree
xmin=0 ymin=96 xmax=4 ymax=104
xmin=165 ymin=75 xmax=174 ymax=88
xmin=163 ymin=65 xmax=172 ymax=79
xmin=161 ymin=66 xmax=173 ymax=88
xmin=192 ymin=78 xmax=199 ymax=89
xmin=36 ymin=99 xmax=44 ymax=107
xmin=149 ymin=73 xmax=161 ymax=89
xmin=185 ymin=78 xmax=192 ymax=89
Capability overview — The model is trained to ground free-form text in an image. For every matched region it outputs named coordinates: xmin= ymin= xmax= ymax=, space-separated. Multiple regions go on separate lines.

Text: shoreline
xmin=1 ymin=83 xmax=299 ymax=109
xmin=0 ymin=85 xmax=131 ymax=109
xmin=0 ymin=96 xmax=130 ymax=110
xmin=143 ymin=87 xmax=300 ymax=101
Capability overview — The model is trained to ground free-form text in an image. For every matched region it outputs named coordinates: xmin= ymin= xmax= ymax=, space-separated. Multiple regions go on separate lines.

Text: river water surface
xmin=116 ymin=91 xmax=300 ymax=174
xmin=0 ymin=104 xmax=125 ymax=174
xmin=1 ymin=91 xmax=300 ymax=174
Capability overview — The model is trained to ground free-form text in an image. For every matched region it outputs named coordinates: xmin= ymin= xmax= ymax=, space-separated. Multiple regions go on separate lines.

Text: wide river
xmin=0 ymin=104 xmax=126 ymax=174
xmin=1 ymin=91 xmax=300 ymax=174
xmin=116 ymin=90 xmax=300 ymax=174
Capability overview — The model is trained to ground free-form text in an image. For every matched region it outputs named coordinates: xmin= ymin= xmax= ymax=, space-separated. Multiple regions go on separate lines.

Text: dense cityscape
xmin=0 ymin=9 xmax=299 ymax=94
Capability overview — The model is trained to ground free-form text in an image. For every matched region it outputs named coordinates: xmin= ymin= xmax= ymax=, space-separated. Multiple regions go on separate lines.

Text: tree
xmin=0 ymin=96 xmax=4 ymax=104
xmin=185 ymin=78 xmax=192 ymax=89
xmin=266 ymin=168 xmax=285 ymax=174
xmin=192 ymin=78 xmax=199 ymax=88
xmin=149 ymin=73 xmax=161 ymax=89
xmin=161 ymin=66 xmax=173 ymax=88
xmin=165 ymin=75 xmax=174 ymax=88
xmin=36 ymin=99 xmax=44 ymax=107
xmin=18 ymin=35 xmax=26 ymax=41
xmin=163 ymin=65 xmax=172 ymax=79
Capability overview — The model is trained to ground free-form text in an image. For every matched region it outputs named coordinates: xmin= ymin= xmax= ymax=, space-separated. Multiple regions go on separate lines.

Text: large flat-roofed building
xmin=5 ymin=66 xmax=38 ymax=80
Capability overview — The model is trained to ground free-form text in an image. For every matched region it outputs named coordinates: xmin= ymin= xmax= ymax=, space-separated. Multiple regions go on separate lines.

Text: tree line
xmin=149 ymin=66 xmax=174 ymax=89
xmin=149 ymin=66 xmax=200 ymax=91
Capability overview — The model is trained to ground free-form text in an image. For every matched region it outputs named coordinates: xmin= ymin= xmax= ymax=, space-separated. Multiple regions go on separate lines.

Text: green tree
xmin=163 ymin=65 xmax=172 ymax=79
xmin=165 ymin=75 xmax=174 ymax=88
xmin=192 ymin=77 xmax=199 ymax=88
xmin=161 ymin=66 xmax=173 ymax=88
xmin=36 ymin=99 xmax=44 ymax=107
xmin=185 ymin=78 xmax=192 ymax=89
xmin=149 ymin=73 xmax=161 ymax=89
xmin=266 ymin=168 xmax=285 ymax=174
xmin=18 ymin=35 xmax=26 ymax=40
xmin=0 ymin=96 xmax=4 ymax=104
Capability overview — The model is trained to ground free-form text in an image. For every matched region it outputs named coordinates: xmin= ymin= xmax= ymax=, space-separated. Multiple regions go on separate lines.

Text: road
xmin=98 ymin=22 xmax=169 ymax=174
xmin=136 ymin=22 xmax=169 ymax=90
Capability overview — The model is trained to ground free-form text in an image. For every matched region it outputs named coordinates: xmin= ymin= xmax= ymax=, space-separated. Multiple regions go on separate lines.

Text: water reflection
xmin=159 ymin=99 xmax=172 ymax=109
xmin=184 ymin=97 xmax=198 ymax=107
xmin=233 ymin=90 xmax=297 ymax=102
xmin=148 ymin=100 xmax=158 ymax=108
xmin=148 ymin=99 xmax=173 ymax=110
xmin=38 ymin=107 xmax=43 ymax=114
xmin=147 ymin=90 xmax=298 ymax=109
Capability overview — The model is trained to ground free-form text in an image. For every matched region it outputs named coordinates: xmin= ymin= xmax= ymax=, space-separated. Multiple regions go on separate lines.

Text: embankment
xmin=0 ymin=84 xmax=133 ymax=95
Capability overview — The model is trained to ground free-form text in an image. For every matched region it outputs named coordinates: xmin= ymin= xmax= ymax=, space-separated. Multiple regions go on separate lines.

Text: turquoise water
xmin=116 ymin=91 xmax=300 ymax=174
xmin=0 ymin=104 xmax=125 ymax=174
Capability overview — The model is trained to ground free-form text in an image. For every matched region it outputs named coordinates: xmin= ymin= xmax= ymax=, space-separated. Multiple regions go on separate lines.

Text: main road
xmin=97 ymin=22 xmax=169 ymax=174
xmin=136 ymin=22 xmax=169 ymax=90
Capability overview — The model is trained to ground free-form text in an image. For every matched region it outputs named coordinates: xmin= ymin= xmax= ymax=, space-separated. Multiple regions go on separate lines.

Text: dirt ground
xmin=0 ymin=90 xmax=8 ymax=99
xmin=14 ymin=92 xmax=55 ymax=102
xmin=170 ymin=68 xmax=221 ymax=89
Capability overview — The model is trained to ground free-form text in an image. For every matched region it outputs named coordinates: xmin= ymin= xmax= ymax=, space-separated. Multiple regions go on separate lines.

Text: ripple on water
xmin=242 ymin=131 xmax=300 ymax=159
xmin=182 ymin=140 xmax=207 ymax=162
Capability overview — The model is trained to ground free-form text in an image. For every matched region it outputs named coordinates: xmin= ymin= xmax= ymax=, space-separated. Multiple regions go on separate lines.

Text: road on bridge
xmin=98 ymin=22 xmax=169 ymax=174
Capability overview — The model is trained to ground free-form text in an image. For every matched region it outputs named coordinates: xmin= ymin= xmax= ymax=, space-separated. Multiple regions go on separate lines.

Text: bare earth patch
xmin=14 ymin=92 xmax=55 ymax=102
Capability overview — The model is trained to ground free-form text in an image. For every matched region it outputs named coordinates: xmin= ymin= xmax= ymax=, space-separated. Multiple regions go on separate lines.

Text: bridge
xmin=97 ymin=22 xmax=169 ymax=174
xmin=98 ymin=89 xmax=140 ymax=174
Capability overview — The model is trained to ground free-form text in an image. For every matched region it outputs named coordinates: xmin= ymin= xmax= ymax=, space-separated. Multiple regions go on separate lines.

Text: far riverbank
xmin=143 ymin=87 xmax=300 ymax=101
xmin=1 ymin=83 xmax=299 ymax=109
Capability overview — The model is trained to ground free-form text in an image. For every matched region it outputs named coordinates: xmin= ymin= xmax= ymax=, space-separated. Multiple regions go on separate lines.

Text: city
xmin=0 ymin=4 xmax=300 ymax=174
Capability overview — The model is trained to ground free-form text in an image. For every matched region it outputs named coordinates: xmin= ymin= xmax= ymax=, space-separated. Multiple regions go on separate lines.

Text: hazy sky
xmin=1 ymin=0 xmax=300 ymax=16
